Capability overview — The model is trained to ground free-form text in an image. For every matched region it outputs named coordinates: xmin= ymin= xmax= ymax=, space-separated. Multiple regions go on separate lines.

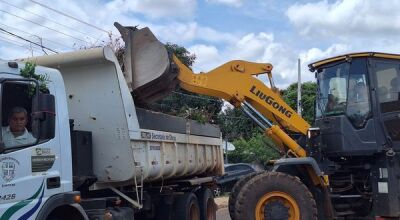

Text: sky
xmin=1 ymin=0 xmax=400 ymax=88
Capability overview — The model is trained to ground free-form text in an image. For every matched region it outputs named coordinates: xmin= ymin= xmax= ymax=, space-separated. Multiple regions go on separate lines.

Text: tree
xmin=165 ymin=43 xmax=196 ymax=67
xmin=217 ymin=107 xmax=260 ymax=141
xmin=281 ymin=82 xmax=317 ymax=124
xmin=228 ymin=134 xmax=280 ymax=167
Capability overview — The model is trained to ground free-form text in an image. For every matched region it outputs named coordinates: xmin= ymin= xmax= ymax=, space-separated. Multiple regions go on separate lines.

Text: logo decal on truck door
xmin=0 ymin=157 xmax=20 ymax=183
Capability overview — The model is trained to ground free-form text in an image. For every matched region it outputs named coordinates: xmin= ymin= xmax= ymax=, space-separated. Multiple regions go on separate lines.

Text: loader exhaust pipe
xmin=114 ymin=22 xmax=179 ymax=104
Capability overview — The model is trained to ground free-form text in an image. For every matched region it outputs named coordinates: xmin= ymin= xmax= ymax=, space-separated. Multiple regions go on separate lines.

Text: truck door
xmin=0 ymin=78 xmax=57 ymax=220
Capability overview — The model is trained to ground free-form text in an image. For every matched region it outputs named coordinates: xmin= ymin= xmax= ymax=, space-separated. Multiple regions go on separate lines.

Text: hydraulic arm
xmin=172 ymin=56 xmax=310 ymax=157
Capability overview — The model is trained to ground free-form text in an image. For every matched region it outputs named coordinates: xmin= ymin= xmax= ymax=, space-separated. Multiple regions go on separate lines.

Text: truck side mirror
xmin=32 ymin=93 xmax=56 ymax=140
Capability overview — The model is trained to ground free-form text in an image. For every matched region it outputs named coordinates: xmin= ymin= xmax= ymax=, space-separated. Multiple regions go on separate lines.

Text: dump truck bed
xmin=23 ymin=47 xmax=223 ymax=187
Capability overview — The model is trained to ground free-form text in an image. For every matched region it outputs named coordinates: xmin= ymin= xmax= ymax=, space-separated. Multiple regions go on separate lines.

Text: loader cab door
xmin=370 ymin=59 xmax=400 ymax=149
xmin=315 ymin=58 xmax=379 ymax=156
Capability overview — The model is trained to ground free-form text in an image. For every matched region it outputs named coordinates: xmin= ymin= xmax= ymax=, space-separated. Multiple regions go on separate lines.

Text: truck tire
xmin=173 ymin=192 xmax=201 ymax=220
xmin=196 ymin=188 xmax=216 ymax=220
xmin=229 ymin=172 xmax=262 ymax=220
xmin=235 ymin=172 xmax=317 ymax=220
xmin=155 ymin=197 xmax=173 ymax=220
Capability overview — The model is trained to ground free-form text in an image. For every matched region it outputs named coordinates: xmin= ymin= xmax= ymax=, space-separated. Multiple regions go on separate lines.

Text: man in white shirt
xmin=2 ymin=107 xmax=36 ymax=148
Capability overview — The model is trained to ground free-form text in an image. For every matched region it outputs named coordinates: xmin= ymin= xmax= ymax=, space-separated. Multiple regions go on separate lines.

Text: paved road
xmin=217 ymin=207 xmax=230 ymax=220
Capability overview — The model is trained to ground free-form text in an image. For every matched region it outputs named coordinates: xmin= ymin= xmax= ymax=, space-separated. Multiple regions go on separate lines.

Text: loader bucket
xmin=114 ymin=22 xmax=178 ymax=104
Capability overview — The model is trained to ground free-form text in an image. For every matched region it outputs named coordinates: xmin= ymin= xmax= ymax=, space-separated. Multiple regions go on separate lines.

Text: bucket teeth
xmin=114 ymin=22 xmax=179 ymax=104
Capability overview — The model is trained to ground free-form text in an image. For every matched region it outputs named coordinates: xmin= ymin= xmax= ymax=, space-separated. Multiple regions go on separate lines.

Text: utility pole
xmin=297 ymin=58 xmax=302 ymax=116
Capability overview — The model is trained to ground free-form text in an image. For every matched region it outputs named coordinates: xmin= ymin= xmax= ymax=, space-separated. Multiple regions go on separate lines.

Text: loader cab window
xmin=374 ymin=61 xmax=400 ymax=113
xmin=316 ymin=58 xmax=371 ymax=128
xmin=373 ymin=60 xmax=400 ymax=141
xmin=316 ymin=62 xmax=349 ymax=117
xmin=345 ymin=59 xmax=371 ymax=128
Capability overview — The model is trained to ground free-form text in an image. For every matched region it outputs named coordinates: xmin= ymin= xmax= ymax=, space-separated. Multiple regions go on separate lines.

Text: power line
xmin=0 ymin=36 xmax=27 ymax=48
xmin=30 ymin=0 xmax=111 ymax=35
xmin=0 ymin=0 xmax=99 ymax=41
xmin=0 ymin=27 xmax=58 ymax=53
xmin=0 ymin=9 xmax=91 ymax=44
xmin=0 ymin=22 xmax=74 ymax=50
xmin=0 ymin=36 xmax=43 ymax=54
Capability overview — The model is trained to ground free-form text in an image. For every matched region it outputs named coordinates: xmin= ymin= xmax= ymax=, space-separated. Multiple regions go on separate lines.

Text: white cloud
xmin=151 ymin=22 xmax=238 ymax=44
xmin=106 ymin=0 xmax=197 ymax=19
xmin=187 ymin=31 xmax=307 ymax=88
xmin=299 ymin=44 xmax=350 ymax=65
xmin=206 ymin=0 xmax=245 ymax=8
xmin=230 ymin=32 xmax=274 ymax=60
xmin=286 ymin=0 xmax=400 ymax=37
xmin=188 ymin=44 xmax=219 ymax=71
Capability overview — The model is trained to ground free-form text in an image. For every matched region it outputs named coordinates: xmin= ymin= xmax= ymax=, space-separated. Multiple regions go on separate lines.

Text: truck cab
xmin=0 ymin=61 xmax=80 ymax=219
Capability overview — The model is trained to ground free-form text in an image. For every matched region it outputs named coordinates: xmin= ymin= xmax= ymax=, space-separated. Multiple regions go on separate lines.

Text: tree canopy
xmin=281 ymin=81 xmax=317 ymax=124
xmin=228 ymin=134 xmax=280 ymax=167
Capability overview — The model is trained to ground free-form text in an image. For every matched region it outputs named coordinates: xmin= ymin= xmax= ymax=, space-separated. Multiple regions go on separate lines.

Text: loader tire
xmin=235 ymin=171 xmax=317 ymax=220
xmin=229 ymin=172 xmax=263 ymax=220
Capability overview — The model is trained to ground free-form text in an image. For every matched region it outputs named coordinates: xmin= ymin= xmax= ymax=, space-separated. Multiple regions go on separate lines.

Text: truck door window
xmin=1 ymin=82 xmax=37 ymax=150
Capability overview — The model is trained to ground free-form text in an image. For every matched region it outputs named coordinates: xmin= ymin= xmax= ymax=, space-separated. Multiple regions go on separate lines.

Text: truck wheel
xmin=229 ymin=172 xmax=262 ymax=220
xmin=173 ymin=192 xmax=201 ymax=220
xmin=235 ymin=172 xmax=317 ymax=220
xmin=196 ymin=188 xmax=216 ymax=220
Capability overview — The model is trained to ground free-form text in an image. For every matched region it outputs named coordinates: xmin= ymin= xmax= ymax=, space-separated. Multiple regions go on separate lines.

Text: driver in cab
xmin=2 ymin=106 xmax=36 ymax=148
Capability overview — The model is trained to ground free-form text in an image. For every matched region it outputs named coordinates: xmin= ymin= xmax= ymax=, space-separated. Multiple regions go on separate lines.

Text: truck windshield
xmin=316 ymin=62 xmax=349 ymax=117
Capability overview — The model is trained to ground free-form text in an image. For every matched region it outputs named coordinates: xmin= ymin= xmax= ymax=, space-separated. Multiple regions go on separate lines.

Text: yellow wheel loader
xmin=117 ymin=23 xmax=400 ymax=220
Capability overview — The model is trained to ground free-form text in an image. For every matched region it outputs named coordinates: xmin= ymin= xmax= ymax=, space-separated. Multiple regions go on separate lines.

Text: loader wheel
xmin=235 ymin=172 xmax=317 ymax=220
xmin=173 ymin=192 xmax=201 ymax=220
xmin=229 ymin=172 xmax=262 ymax=220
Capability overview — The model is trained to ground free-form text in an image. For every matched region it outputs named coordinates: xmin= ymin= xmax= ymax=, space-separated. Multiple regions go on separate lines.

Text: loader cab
xmin=310 ymin=53 xmax=400 ymax=157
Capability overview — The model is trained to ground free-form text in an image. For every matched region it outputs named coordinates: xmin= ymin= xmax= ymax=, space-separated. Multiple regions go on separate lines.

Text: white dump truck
xmin=0 ymin=25 xmax=223 ymax=220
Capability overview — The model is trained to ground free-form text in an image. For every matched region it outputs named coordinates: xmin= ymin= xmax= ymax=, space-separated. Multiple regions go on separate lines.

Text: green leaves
xmin=281 ymin=82 xmax=317 ymax=124
xmin=20 ymin=62 xmax=50 ymax=95
xmin=165 ymin=43 xmax=196 ymax=67
xmin=217 ymin=107 xmax=260 ymax=141
xmin=151 ymin=89 xmax=223 ymax=124
xmin=228 ymin=134 xmax=280 ymax=167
